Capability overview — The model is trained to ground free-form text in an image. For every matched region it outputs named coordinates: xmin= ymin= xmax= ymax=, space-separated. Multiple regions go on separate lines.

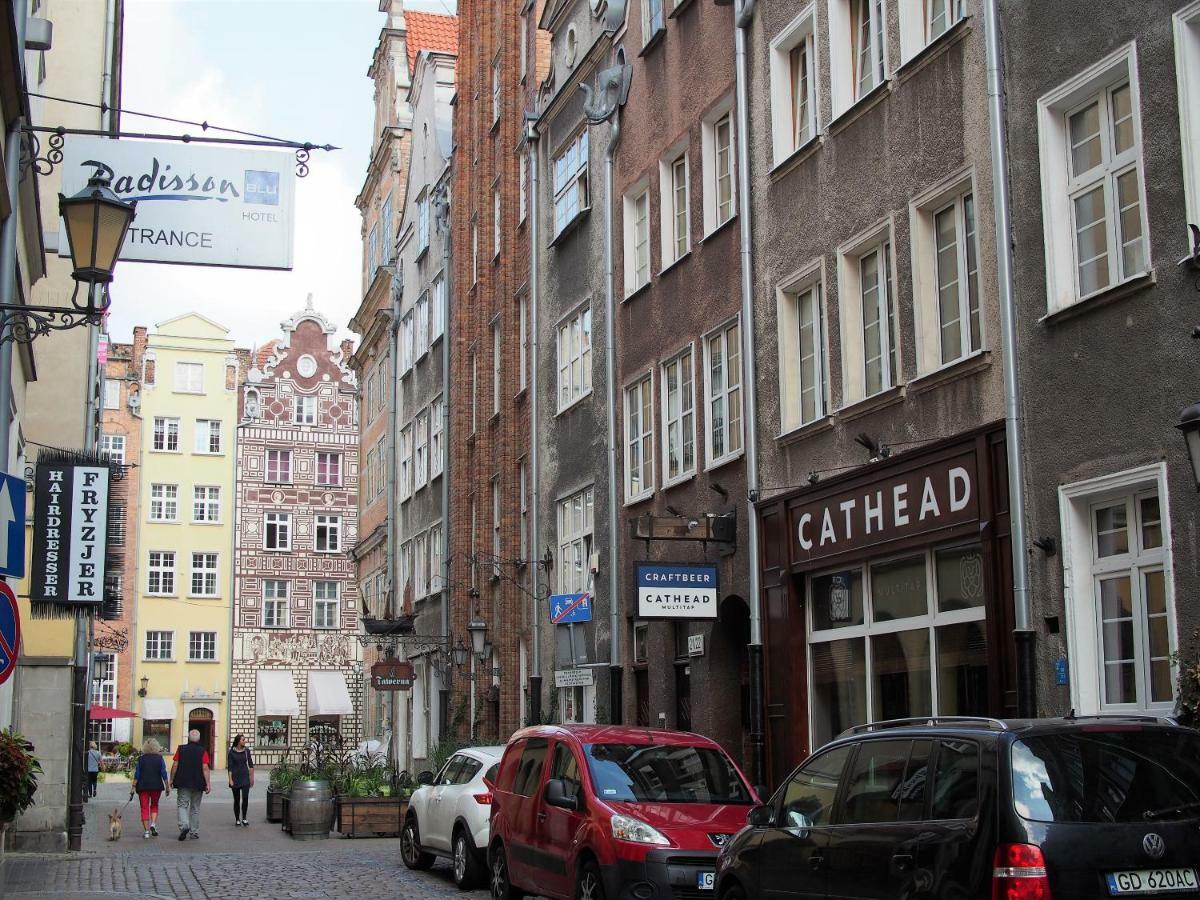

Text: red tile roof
xmin=254 ymin=339 xmax=280 ymax=370
xmin=405 ymin=11 xmax=458 ymax=75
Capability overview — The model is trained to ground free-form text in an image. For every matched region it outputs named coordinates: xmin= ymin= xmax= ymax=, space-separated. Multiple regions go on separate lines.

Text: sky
xmin=105 ymin=0 xmax=456 ymax=350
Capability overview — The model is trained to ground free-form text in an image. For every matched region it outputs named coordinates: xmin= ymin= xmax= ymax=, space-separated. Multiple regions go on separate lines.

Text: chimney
xmin=132 ymin=326 xmax=147 ymax=369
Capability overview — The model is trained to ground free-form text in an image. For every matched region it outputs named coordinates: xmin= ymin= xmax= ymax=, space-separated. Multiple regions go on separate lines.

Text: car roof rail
xmin=839 ymin=716 xmax=1010 ymax=737
xmin=1060 ymin=713 xmax=1176 ymax=725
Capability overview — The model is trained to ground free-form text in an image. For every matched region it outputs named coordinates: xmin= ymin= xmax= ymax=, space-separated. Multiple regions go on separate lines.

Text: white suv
xmin=401 ymin=745 xmax=503 ymax=889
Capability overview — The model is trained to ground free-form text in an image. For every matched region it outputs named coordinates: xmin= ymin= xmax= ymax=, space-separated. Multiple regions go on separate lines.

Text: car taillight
xmin=473 ymin=792 xmax=492 ymax=805
xmin=992 ymin=843 xmax=1051 ymax=900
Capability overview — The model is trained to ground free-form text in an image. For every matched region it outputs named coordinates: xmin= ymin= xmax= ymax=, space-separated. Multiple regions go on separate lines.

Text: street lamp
xmin=468 ymin=618 xmax=488 ymax=658
xmin=58 ymin=173 xmax=137 ymax=311
xmin=138 ymin=675 xmax=149 ymax=698
xmin=451 ymin=639 xmax=469 ymax=667
xmin=1177 ymin=401 xmax=1200 ymax=490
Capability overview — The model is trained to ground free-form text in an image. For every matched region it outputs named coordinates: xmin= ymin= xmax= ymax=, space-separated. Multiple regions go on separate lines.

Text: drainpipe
xmin=732 ymin=0 xmax=765 ymax=786
xmin=525 ymin=116 xmax=543 ymax=725
xmin=387 ymin=266 xmax=401 ymax=770
xmin=603 ymin=114 xmax=623 ymax=724
xmin=983 ymin=0 xmax=1035 ymax=718
xmin=436 ymin=185 xmax=451 ymax=737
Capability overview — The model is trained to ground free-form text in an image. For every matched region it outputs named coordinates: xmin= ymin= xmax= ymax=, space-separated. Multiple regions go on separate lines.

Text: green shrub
xmin=1174 ymin=628 xmax=1200 ymax=728
xmin=0 ymin=729 xmax=42 ymax=823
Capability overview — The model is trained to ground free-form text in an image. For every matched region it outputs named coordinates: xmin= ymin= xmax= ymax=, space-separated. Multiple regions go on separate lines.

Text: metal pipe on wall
xmin=526 ymin=116 xmax=542 ymax=725
xmin=604 ymin=111 xmax=623 ymax=724
xmin=983 ymin=0 xmax=1036 ymax=718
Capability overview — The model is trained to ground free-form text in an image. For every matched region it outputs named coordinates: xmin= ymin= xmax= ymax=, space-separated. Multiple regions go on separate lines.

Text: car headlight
xmin=610 ymin=813 xmax=670 ymax=845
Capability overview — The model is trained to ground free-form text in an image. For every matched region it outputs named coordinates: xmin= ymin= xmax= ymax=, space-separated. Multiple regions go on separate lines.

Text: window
xmin=147 ymin=551 xmax=175 ymax=595
xmin=149 ymin=483 xmax=178 ymax=522
xmin=431 ymin=273 xmax=446 ymax=341
xmin=415 ymin=292 xmax=430 ymax=357
xmin=194 ymin=419 xmax=222 ymax=454
xmin=265 ymin=512 xmax=291 ymax=551
xmin=519 ymin=150 xmax=529 ymax=222
xmin=192 ymin=486 xmax=220 ymax=523
xmin=293 ymin=395 xmax=317 ymax=425
xmin=399 ymin=425 xmax=412 ymax=500
xmin=493 ymin=188 xmax=502 ymax=258
xmin=778 ymin=273 xmax=828 ymax=432
xmin=415 ymin=533 xmax=427 ymax=598
xmin=932 ymin=192 xmax=981 ymax=365
xmin=624 ymin=187 xmax=651 ymax=294
xmin=430 ymin=396 xmax=444 ymax=478
xmin=808 ymin=544 xmax=988 ymax=746
xmin=492 ymin=320 xmax=502 ymax=414
xmin=188 ymin=631 xmax=217 ymax=662
xmin=518 ymin=294 xmax=528 ymax=391
xmin=512 ymin=738 xmax=549 ymax=797
xmin=418 ymin=191 xmax=430 ymax=254
xmin=520 ymin=8 xmax=529 ymax=79
xmin=492 ymin=58 xmax=502 ymax=124
xmin=400 ymin=540 xmax=412 ymax=601
xmin=558 ymin=486 xmax=595 ymax=594
xmin=175 ymin=362 xmax=204 ymax=394
xmin=625 ymin=375 xmax=654 ymax=501
xmin=472 ymin=218 xmax=479 ymax=285
xmin=190 ymin=553 xmax=218 ymax=597
xmin=266 ymin=449 xmax=292 ymax=483
xmin=705 ymin=319 xmax=743 ymax=466
xmin=103 ymin=379 xmax=120 ymax=409
xmin=316 ymin=452 xmax=341 ymax=486
xmin=430 ymin=523 xmax=444 ymax=593
xmin=91 ymin=653 xmax=116 ymax=707
xmin=642 ymin=0 xmax=664 ymax=43
xmin=557 ymin=307 xmax=593 ymax=410
xmin=840 ymin=740 xmax=932 ymax=824
xmin=415 ymin=412 xmax=429 ymax=490
xmin=899 ymin=0 xmax=966 ymax=63
xmin=838 ymin=230 xmax=898 ymax=405
xmin=152 ymin=417 xmax=179 ymax=452
xmin=830 ymin=0 xmax=887 ymax=118
xmin=519 ymin=460 xmax=529 ymax=560
xmin=100 ymin=434 xmax=126 ymax=464
xmin=315 ymin=514 xmax=341 ymax=553
xmin=145 ymin=630 xmax=173 ymax=660
xmin=375 ymin=437 xmax=386 ymax=497
xmin=1037 ymin=46 xmax=1148 ymax=312
xmin=702 ymin=105 xmax=736 ymax=234
xmin=263 ymin=580 xmax=289 ymax=628
xmin=553 ymin=130 xmax=589 ymax=236
xmin=854 ymin=0 xmax=885 ymax=99
xmin=367 ymin=223 xmax=379 ymax=277
xmin=402 ymin=310 xmax=414 ymax=373
xmin=661 ymin=347 xmax=696 ymax=484
xmin=1176 ymin=4 xmax=1200 ymax=239
xmin=364 ymin=448 xmax=376 ymax=499
xmin=492 ymin=476 xmax=502 ymax=578
xmin=314 ymin=581 xmax=339 ymax=629
xmin=381 ymin=193 xmax=393 ymax=264
xmin=770 ymin=8 xmax=818 ymax=164
xmin=660 ymin=151 xmax=690 ymax=266
xmin=780 ymin=745 xmax=853 ymax=827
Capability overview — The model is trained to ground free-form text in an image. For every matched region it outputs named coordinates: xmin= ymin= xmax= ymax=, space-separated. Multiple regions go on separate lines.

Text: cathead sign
xmin=59 ymin=136 xmax=296 ymax=270
xmin=30 ymin=458 xmax=111 ymax=610
xmin=636 ymin=564 xmax=719 ymax=619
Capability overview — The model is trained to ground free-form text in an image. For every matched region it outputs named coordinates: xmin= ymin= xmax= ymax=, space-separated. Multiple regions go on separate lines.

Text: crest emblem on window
xmin=959 ymin=552 xmax=984 ymax=601
xmin=829 ymin=574 xmax=851 ymax=623
xmin=1143 ymin=833 xmax=1165 ymax=860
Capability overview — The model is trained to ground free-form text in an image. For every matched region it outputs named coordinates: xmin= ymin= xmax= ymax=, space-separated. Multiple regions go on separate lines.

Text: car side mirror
xmin=544 ymin=778 xmax=579 ymax=811
xmin=747 ymin=804 xmax=776 ymax=828
xmin=416 ymin=770 xmax=435 ymax=786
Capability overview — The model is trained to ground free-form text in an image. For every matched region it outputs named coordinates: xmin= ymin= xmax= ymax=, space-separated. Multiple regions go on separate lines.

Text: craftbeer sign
xmin=790 ymin=452 xmax=979 ymax=565
xmin=636 ymin=564 xmax=719 ymax=619
xmin=371 ymin=660 xmax=415 ymax=691
xmin=30 ymin=462 xmax=109 ymax=606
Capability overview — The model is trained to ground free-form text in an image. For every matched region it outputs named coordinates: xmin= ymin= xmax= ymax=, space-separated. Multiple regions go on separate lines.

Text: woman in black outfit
xmin=226 ymin=734 xmax=254 ymax=827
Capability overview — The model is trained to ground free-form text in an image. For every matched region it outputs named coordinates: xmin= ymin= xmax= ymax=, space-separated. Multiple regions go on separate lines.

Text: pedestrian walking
xmin=86 ymin=741 xmax=101 ymax=798
xmin=169 ymin=729 xmax=211 ymax=841
xmin=130 ymin=738 xmax=170 ymax=839
xmin=226 ymin=734 xmax=255 ymax=827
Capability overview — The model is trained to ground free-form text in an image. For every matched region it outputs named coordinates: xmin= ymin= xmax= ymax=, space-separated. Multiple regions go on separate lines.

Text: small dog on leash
xmin=108 ymin=809 xmax=122 ymax=841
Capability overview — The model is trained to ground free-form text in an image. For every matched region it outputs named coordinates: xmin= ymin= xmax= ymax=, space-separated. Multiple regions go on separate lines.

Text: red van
xmin=487 ymin=724 xmax=759 ymax=900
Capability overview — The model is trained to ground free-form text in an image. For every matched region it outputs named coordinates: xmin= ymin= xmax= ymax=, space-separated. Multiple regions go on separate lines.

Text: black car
xmin=715 ymin=715 xmax=1200 ymax=900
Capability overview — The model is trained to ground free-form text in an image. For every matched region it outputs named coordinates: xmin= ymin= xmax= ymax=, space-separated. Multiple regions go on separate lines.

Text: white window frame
xmin=472 ymin=217 xmax=479 ymax=285
xmin=623 ymin=183 xmax=652 ymax=295
xmin=149 ymin=483 xmax=178 ymax=522
xmin=418 ymin=190 xmax=430 ymax=255
xmin=558 ymin=485 xmax=595 ymax=594
xmin=144 ymin=630 xmax=174 ymax=661
xmin=313 ymin=581 xmax=340 ymax=629
xmin=701 ymin=100 xmax=736 ymax=235
xmin=152 ymin=417 xmax=180 ymax=453
xmin=381 ymin=192 xmax=393 ymax=264
xmin=828 ymin=0 xmax=888 ymax=120
xmin=415 ymin=292 xmax=430 ymax=359
xmin=624 ymin=373 xmax=655 ymax=503
xmin=414 ymin=533 xmax=428 ymax=598
xmin=430 ymin=522 xmax=445 ymax=593
xmin=519 ymin=461 xmax=529 ymax=561
xmin=553 ymin=130 xmax=590 ymax=237
xmin=492 ymin=476 xmax=502 ymax=579
xmin=402 ymin=310 xmax=415 ymax=373
xmin=642 ymin=0 xmax=664 ymax=45
xmin=557 ymin=306 xmax=593 ymax=411
xmin=368 ymin=223 xmax=379 ymax=277
xmin=519 ymin=149 xmax=529 ymax=223
xmin=1036 ymin=44 xmax=1149 ymax=313
xmin=263 ymin=580 xmax=290 ymax=629
xmin=266 ymin=449 xmax=292 ymax=483
xmin=189 ymin=552 xmax=219 ymax=598
xmin=898 ymin=0 xmax=966 ymax=65
xmin=494 ymin=188 xmax=502 ymax=259
xmin=660 ymin=345 xmax=697 ymax=486
xmin=518 ymin=293 xmax=529 ymax=391
xmin=777 ymin=262 xmax=828 ymax=434
xmin=1059 ymin=463 xmax=1177 ymax=716
xmin=316 ymin=452 xmax=342 ymax=486
xmin=415 ymin=411 xmax=429 ymax=491
xmin=399 ymin=425 xmax=412 ymax=501
xmin=147 ymin=551 xmax=176 ymax=596
xmin=837 ymin=221 xmax=899 ymax=407
xmin=187 ymin=631 xmax=217 ymax=662
xmin=293 ymin=395 xmax=317 ymax=425
xmin=1176 ymin=3 xmax=1200 ymax=243
xmin=659 ymin=147 xmax=691 ymax=268
xmin=194 ymin=418 xmax=222 ymax=454
xmin=430 ymin=396 xmax=444 ymax=478
xmin=264 ymin=512 xmax=292 ymax=551
xmin=315 ymin=514 xmax=341 ymax=553
xmin=492 ymin=57 xmax=502 ymax=124
xmin=704 ymin=317 xmax=744 ymax=468
xmin=100 ymin=434 xmax=126 ymax=464
xmin=175 ymin=361 xmax=204 ymax=394
xmin=103 ymin=379 xmax=120 ymax=410
xmin=192 ymin=485 xmax=220 ymax=523
xmin=431 ymin=272 xmax=446 ymax=342
xmin=770 ymin=6 xmax=819 ymax=166
xmin=492 ymin=319 xmax=502 ymax=414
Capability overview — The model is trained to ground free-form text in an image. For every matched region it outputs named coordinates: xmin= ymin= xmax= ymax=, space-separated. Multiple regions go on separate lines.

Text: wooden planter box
xmin=266 ymin=788 xmax=285 ymax=823
xmin=335 ymin=796 xmax=408 ymax=838
xmin=281 ymin=795 xmax=292 ymax=833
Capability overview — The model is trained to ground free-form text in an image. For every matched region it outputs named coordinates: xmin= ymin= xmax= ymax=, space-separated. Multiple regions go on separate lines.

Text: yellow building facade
xmin=133 ymin=314 xmax=241 ymax=768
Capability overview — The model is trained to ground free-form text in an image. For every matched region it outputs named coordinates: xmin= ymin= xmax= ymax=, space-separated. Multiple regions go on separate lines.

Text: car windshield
xmin=1012 ymin=728 xmax=1200 ymax=823
xmin=584 ymin=742 xmax=753 ymax=804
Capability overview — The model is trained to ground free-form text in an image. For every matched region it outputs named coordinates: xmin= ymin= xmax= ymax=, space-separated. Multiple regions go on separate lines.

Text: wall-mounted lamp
xmin=1178 ymin=401 xmax=1200 ymax=491
xmin=451 ymin=639 xmax=470 ymax=667
xmin=468 ymin=618 xmax=488 ymax=658
xmin=138 ymin=675 xmax=149 ymax=698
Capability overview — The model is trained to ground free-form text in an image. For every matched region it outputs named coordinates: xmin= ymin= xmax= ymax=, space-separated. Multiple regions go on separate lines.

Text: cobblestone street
xmin=3 ymin=782 xmax=474 ymax=900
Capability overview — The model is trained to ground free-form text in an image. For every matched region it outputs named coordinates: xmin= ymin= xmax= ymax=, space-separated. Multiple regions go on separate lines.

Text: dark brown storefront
xmin=756 ymin=424 xmax=1017 ymax=788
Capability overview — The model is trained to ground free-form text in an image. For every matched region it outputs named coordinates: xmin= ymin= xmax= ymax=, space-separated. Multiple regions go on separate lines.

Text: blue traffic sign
xmin=550 ymin=592 xmax=593 ymax=625
xmin=0 ymin=581 xmax=20 ymax=685
xmin=0 ymin=472 xmax=24 ymax=578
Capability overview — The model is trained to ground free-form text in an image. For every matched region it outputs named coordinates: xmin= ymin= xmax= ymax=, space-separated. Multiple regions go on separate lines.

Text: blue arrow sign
xmin=0 ymin=472 xmax=25 ymax=578
xmin=0 ymin=581 xmax=20 ymax=685
xmin=550 ymin=592 xmax=593 ymax=625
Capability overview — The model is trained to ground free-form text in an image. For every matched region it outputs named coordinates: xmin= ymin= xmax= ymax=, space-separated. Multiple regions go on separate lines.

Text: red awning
xmin=88 ymin=706 xmax=138 ymax=720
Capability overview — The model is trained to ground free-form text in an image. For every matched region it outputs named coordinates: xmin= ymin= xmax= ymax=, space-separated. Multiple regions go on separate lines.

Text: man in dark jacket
xmin=169 ymin=729 xmax=211 ymax=840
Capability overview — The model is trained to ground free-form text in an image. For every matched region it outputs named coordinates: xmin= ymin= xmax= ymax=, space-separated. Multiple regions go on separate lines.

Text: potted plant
xmin=1174 ymin=628 xmax=1200 ymax=727
xmin=267 ymin=758 xmax=300 ymax=824
xmin=335 ymin=756 xmax=411 ymax=838
xmin=0 ymin=730 xmax=42 ymax=836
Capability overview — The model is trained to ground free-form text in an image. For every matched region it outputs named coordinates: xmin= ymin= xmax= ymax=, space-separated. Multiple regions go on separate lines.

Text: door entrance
xmin=188 ymin=707 xmax=215 ymax=763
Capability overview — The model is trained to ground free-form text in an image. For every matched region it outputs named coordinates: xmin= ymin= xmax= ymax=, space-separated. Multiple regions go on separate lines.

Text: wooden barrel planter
xmin=265 ymin=788 xmax=286 ymax=823
xmin=336 ymin=796 xmax=408 ymax=838
xmin=289 ymin=779 xmax=334 ymax=841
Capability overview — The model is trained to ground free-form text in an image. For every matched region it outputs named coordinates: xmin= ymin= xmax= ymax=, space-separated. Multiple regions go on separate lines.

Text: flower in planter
xmin=0 ymin=729 xmax=42 ymax=824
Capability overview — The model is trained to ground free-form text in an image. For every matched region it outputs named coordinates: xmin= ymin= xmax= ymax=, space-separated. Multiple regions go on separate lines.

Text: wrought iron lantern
xmin=137 ymin=675 xmax=149 ymax=698
xmin=1177 ymin=401 xmax=1200 ymax=491
xmin=468 ymin=617 xmax=488 ymax=658
xmin=451 ymin=639 xmax=470 ymax=667
xmin=59 ymin=173 xmax=136 ymax=309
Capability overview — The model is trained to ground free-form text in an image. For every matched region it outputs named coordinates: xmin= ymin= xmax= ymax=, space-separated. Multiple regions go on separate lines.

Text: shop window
xmin=308 ymin=716 xmax=341 ymax=750
xmin=143 ymin=720 xmax=171 ymax=751
xmin=257 ymin=717 xmax=288 ymax=749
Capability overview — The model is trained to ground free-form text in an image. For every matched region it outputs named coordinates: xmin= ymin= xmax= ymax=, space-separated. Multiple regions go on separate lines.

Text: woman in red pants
xmin=130 ymin=738 xmax=170 ymax=838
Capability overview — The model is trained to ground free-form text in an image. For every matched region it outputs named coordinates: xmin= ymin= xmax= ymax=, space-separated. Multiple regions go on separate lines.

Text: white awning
xmin=256 ymin=670 xmax=301 ymax=717
xmin=307 ymin=670 xmax=354 ymax=716
xmin=141 ymin=698 xmax=177 ymax=720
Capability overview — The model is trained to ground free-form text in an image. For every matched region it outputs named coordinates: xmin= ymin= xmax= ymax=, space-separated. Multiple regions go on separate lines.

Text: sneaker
xmin=178 ymin=830 xmax=188 ymax=841
xmin=150 ymin=825 xmax=158 ymax=836
xmin=143 ymin=830 xmax=150 ymax=839
xmin=188 ymin=831 xmax=199 ymax=839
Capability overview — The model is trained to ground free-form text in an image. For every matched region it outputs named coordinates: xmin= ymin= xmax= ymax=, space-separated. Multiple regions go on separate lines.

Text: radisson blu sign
xmin=60 ymin=136 xmax=296 ymax=270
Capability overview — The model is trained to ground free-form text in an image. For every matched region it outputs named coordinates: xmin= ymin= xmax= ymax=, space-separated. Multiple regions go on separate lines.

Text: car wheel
xmin=453 ymin=827 xmax=483 ymax=890
xmin=490 ymin=843 xmax=525 ymax=900
xmin=400 ymin=815 xmax=435 ymax=870
xmin=577 ymin=859 xmax=606 ymax=900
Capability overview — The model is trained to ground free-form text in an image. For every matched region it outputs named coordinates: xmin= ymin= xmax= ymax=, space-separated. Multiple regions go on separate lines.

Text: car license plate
xmin=1106 ymin=868 xmax=1199 ymax=894
xmin=697 ymin=872 xmax=714 ymax=891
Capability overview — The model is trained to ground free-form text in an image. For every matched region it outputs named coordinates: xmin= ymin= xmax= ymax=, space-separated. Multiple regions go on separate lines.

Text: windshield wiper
xmin=1143 ymin=801 xmax=1200 ymax=821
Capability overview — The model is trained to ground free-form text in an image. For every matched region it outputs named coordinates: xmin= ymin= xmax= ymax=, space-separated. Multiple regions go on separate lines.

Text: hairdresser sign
xmin=59 ymin=136 xmax=296 ymax=269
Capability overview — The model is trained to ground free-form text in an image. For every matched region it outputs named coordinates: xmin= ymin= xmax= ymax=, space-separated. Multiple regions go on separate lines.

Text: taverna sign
xmin=59 ymin=136 xmax=296 ymax=270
